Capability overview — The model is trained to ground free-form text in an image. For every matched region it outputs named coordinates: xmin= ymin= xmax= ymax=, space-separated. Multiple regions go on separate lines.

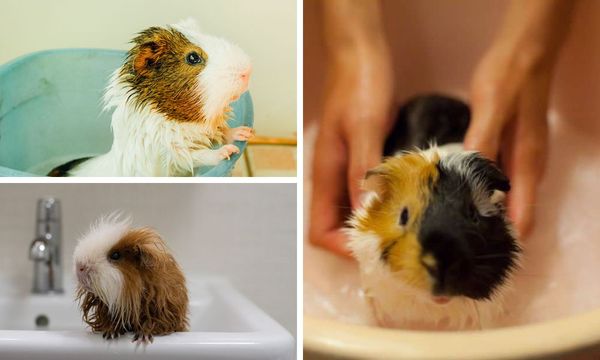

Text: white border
xmin=0 ymin=177 xmax=296 ymax=184
xmin=0 ymin=0 xmax=303 ymax=358
xmin=296 ymin=0 xmax=304 ymax=358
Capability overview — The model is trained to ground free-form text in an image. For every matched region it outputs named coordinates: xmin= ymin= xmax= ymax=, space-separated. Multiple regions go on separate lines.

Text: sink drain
xmin=35 ymin=314 xmax=49 ymax=328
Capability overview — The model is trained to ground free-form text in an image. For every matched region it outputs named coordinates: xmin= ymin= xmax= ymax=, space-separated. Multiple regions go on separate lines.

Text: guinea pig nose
xmin=77 ymin=262 xmax=88 ymax=274
xmin=432 ymin=296 xmax=451 ymax=305
xmin=240 ymin=67 xmax=252 ymax=81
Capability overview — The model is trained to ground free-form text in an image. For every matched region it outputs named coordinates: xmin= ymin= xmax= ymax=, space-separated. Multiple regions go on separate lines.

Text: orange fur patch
xmin=356 ymin=152 xmax=440 ymax=291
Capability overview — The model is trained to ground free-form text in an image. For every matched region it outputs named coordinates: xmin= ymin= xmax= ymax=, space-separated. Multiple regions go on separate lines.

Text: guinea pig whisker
xmin=474 ymin=254 xmax=515 ymax=260
xmin=471 ymin=299 xmax=483 ymax=330
xmin=506 ymin=202 xmax=544 ymax=215
xmin=515 ymin=272 xmax=556 ymax=279
xmin=470 ymin=269 xmax=498 ymax=284
xmin=338 ymin=206 xmax=390 ymax=218
xmin=465 ymin=230 xmax=489 ymax=246
xmin=472 ymin=262 xmax=506 ymax=272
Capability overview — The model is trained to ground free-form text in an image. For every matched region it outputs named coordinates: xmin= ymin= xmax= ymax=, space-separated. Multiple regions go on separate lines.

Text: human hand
xmin=464 ymin=44 xmax=552 ymax=237
xmin=309 ymin=44 xmax=394 ymax=257
xmin=309 ymin=0 xmax=393 ymax=257
xmin=464 ymin=0 xmax=575 ymax=237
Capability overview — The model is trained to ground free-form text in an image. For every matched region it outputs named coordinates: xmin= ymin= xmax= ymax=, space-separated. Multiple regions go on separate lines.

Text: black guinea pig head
xmin=418 ymin=152 xmax=520 ymax=300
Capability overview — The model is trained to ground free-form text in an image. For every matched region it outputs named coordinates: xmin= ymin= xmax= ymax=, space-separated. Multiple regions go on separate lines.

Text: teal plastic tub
xmin=0 ymin=49 xmax=253 ymax=177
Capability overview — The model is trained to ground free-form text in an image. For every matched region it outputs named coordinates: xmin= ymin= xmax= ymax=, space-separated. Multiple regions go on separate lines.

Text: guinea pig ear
xmin=135 ymin=242 xmax=160 ymax=269
xmin=470 ymin=154 xmax=511 ymax=204
xmin=362 ymin=167 xmax=388 ymax=201
xmin=129 ymin=228 xmax=167 ymax=269
xmin=133 ymin=41 xmax=166 ymax=77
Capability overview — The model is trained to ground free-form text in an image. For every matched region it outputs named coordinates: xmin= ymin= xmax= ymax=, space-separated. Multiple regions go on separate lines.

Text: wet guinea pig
xmin=49 ymin=18 xmax=252 ymax=177
xmin=346 ymin=94 xmax=521 ymax=330
xmin=74 ymin=215 xmax=188 ymax=342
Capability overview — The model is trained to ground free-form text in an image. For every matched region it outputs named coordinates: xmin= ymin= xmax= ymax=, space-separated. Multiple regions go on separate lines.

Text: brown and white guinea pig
xmin=73 ymin=214 xmax=188 ymax=342
xmin=346 ymin=94 xmax=521 ymax=330
xmin=49 ymin=18 xmax=252 ymax=177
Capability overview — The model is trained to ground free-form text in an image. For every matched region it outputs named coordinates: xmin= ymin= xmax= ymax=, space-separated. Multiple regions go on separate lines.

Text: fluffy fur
xmin=53 ymin=18 xmax=252 ymax=176
xmin=347 ymin=144 xmax=520 ymax=330
xmin=74 ymin=215 xmax=188 ymax=342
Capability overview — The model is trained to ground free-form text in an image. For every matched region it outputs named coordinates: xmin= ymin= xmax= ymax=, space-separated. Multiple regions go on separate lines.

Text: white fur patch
xmin=346 ymin=225 xmax=510 ymax=330
xmin=73 ymin=213 xmax=130 ymax=311
xmin=72 ymin=71 xmax=218 ymax=176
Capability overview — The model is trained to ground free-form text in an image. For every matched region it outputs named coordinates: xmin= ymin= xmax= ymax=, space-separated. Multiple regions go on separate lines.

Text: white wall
xmin=0 ymin=0 xmax=296 ymax=137
xmin=0 ymin=183 xmax=296 ymax=336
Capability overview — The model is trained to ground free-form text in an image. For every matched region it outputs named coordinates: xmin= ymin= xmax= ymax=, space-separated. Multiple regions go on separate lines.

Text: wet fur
xmin=123 ymin=27 xmax=211 ymax=128
xmin=347 ymin=94 xmax=521 ymax=330
xmin=50 ymin=19 xmax=251 ymax=176
xmin=75 ymin=220 xmax=188 ymax=342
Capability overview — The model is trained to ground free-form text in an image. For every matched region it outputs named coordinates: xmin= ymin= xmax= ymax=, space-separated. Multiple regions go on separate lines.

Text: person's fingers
xmin=465 ymin=98 xmax=503 ymax=160
xmin=504 ymin=74 xmax=549 ymax=237
xmin=309 ymin=126 xmax=352 ymax=256
xmin=346 ymin=126 xmax=385 ymax=209
xmin=464 ymin=58 xmax=522 ymax=161
xmin=319 ymin=229 xmax=353 ymax=258
xmin=505 ymin=134 xmax=545 ymax=238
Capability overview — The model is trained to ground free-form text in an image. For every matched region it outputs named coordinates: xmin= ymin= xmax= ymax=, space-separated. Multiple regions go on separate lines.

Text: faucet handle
xmin=29 ymin=234 xmax=51 ymax=261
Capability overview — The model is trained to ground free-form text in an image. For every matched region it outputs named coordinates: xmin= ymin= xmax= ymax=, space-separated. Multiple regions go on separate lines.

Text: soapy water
xmin=303 ymin=116 xmax=600 ymax=330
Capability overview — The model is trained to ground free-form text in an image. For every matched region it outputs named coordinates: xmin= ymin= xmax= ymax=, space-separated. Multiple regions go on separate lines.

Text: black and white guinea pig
xmin=49 ymin=18 xmax=253 ymax=177
xmin=347 ymin=94 xmax=521 ymax=330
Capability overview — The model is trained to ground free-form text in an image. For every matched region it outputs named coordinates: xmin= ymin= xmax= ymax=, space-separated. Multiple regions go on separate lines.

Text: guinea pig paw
xmin=226 ymin=126 xmax=254 ymax=143
xmin=132 ymin=332 xmax=154 ymax=344
xmin=219 ymin=144 xmax=240 ymax=160
xmin=102 ymin=330 xmax=123 ymax=340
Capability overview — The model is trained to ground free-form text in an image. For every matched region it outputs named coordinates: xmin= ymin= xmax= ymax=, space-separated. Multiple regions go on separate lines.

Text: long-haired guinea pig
xmin=74 ymin=215 xmax=188 ymax=342
xmin=49 ymin=18 xmax=253 ymax=177
xmin=346 ymin=94 xmax=521 ymax=330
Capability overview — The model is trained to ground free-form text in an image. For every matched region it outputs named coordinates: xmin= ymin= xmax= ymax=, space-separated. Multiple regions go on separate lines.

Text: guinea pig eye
xmin=185 ymin=52 xmax=204 ymax=65
xmin=399 ymin=207 xmax=409 ymax=226
xmin=109 ymin=251 xmax=121 ymax=261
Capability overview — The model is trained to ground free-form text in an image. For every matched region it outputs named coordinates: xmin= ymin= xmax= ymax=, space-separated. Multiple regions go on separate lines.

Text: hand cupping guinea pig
xmin=346 ymin=95 xmax=521 ymax=330
xmin=74 ymin=215 xmax=188 ymax=343
xmin=50 ymin=18 xmax=253 ymax=177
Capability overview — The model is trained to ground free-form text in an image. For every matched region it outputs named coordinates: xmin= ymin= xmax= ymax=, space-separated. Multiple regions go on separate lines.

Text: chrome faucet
xmin=29 ymin=197 xmax=63 ymax=294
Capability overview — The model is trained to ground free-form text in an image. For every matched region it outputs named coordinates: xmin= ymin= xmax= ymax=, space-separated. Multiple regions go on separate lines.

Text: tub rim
xmin=304 ymin=309 xmax=600 ymax=359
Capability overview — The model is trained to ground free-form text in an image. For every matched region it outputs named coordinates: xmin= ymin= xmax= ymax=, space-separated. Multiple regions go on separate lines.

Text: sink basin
xmin=0 ymin=277 xmax=294 ymax=360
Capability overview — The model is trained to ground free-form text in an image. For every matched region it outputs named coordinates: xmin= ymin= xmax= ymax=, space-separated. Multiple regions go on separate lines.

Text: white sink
xmin=0 ymin=276 xmax=294 ymax=360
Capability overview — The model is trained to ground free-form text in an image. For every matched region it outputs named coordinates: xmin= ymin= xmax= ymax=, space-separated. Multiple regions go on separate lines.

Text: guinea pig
xmin=346 ymin=94 xmax=521 ymax=330
xmin=73 ymin=215 xmax=188 ymax=342
xmin=49 ymin=18 xmax=253 ymax=177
